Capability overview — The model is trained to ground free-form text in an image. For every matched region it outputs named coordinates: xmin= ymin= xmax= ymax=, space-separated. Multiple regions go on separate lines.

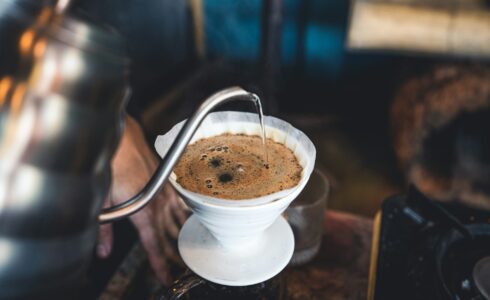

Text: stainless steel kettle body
xmin=0 ymin=0 xmax=56 ymax=77
xmin=0 ymin=5 xmax=128 ymax=299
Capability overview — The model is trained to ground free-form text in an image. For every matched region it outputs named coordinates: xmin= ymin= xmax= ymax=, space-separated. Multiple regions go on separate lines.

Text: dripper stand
xmin=178 ymin=214 xmax=295 ymax=286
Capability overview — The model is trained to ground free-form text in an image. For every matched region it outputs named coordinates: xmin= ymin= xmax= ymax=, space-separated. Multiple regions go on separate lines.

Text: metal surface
xmin=0 ymin=0 xmax=56 ymax=77
xmin=474 ymin=257 xmax=490 ymax=299
xmin=0 ymin=5 xmax=128 ymax=298
xmin=99 ymin=86 xmax=259 ymax=222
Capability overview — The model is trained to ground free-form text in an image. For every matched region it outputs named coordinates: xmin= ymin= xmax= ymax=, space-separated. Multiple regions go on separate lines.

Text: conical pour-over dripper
xmin=155 ymin=111 xmax=316 ymax=249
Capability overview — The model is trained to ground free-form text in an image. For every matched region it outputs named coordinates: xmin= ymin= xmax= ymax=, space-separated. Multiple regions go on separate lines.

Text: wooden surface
xmin=99 ymin=210 xmax=373 ymax=300
xmin=285 ymin=211 xmax=373 ymax=300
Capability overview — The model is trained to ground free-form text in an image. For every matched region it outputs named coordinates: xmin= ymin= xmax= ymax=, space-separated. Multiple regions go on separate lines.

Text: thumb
xmin=97 ymin=222 xmax=113 ymax=259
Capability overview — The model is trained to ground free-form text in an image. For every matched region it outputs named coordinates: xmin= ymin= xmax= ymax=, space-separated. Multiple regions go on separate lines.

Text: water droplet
xmin=207 ymin=184 xmax=213 ymax=189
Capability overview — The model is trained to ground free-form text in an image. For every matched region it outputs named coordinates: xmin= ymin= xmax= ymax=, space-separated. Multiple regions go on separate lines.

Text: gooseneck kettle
xmin=0 ymin=2 xmax=258 ymax=298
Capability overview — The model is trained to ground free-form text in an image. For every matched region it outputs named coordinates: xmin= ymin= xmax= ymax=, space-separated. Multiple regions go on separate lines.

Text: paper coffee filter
xmin=155 ymin=111 xmax=316 ymax=207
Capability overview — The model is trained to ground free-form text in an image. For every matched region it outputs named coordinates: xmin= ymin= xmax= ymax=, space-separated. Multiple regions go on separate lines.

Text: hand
xmin=96 ymin=115 xmax=190 ymax=285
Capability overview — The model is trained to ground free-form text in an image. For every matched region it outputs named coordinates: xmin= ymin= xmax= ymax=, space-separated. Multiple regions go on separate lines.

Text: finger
xmin=151 ymin=198 xmax=182 ymax=264
xmin=96 ymin=223 xmax=113 ymax=258
xmin=97 ymin=195 xmax=114 ymax=259
xmin=159 ymin=229 xmax=182 ymax=264
xmin=163 ymin=202 xmax=180 ymax=239
xmin=171 ymin=196 xmax=191 ymax=226
xmin=174 ymin=207 xmax=189 ymax=227
xmin=138 ymin=224 xmax=172 ymax=285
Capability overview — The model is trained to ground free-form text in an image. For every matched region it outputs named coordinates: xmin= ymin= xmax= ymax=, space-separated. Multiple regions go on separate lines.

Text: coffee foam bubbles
xmin=174 ymin=134 xmax=302 ymax=200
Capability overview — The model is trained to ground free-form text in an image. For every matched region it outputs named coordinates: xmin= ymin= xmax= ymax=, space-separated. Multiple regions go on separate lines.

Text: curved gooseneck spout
xmin=98 ymin=87 xmax=260 ymax=223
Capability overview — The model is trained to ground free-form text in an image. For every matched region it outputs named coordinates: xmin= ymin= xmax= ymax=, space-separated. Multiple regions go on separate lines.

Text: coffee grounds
xmin=174 ymin=133 xmax=302 ymax=200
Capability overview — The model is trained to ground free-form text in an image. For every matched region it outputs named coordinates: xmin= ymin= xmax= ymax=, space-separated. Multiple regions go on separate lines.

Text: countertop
xmin=99 ymin=210 xmax=373 ymax=300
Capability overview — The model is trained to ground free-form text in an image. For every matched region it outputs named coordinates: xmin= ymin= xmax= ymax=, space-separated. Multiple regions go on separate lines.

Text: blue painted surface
xmin=203 ymin=0 xmax=366 ymax=78
xmin=204 ymin=0 xmax=262 ymax=62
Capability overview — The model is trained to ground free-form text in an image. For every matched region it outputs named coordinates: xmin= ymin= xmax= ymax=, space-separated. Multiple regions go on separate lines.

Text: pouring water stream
xmin=252 ymin=93 xmax=269 ymax=167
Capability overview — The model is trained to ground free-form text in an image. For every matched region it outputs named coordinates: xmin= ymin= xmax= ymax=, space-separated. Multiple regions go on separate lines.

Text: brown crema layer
xmin=174 ymin=133 xmax=302 ymax=200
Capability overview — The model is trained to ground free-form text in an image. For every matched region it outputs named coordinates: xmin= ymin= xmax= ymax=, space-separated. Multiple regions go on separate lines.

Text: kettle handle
xmin=160 ymin=273 xmax=206 ymax=300
xmin=98 ymin=86 xmax=260 ymax=223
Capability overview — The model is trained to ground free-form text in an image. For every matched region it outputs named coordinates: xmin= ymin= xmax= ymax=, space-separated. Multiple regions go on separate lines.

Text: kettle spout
xmin=98 ymin=86 xmax=260 ymax=223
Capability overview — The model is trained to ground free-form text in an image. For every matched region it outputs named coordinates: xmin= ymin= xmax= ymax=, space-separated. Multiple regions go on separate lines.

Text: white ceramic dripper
xmin=155 ymin=111 xmax=316 ymax=250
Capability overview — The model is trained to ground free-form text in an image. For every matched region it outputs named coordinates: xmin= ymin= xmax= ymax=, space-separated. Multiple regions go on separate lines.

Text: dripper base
xmin=178 ymin=215 xmax=294 ymax=286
